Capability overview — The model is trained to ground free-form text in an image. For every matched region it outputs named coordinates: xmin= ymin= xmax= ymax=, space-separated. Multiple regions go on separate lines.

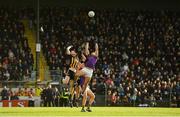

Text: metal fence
xmin=44 ymin=70 xmax=63 ymax=82
xmin=0 ymin=71 xmax=37 ymax=88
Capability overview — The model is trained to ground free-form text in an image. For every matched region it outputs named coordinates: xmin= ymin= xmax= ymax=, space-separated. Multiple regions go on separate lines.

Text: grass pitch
xmin=0 ymin=107 xmax=179 ymax=117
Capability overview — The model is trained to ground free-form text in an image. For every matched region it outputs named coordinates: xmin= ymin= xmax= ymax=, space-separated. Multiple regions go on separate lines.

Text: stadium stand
xmin=0 ymin=7 xmax=34 ymax=81
xmin=40 ymin=7 xmax=179 ymax=106
xmin=0 ymin=7 xmax=179 ymax=107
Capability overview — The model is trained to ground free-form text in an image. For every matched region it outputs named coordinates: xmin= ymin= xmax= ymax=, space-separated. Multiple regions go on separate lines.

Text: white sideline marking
xmin=0 ymin=115 xmax=180 ymax=117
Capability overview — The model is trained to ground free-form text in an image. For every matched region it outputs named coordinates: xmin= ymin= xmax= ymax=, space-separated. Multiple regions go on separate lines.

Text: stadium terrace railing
xmin=44 ymin=70 xmax=63 ymax=82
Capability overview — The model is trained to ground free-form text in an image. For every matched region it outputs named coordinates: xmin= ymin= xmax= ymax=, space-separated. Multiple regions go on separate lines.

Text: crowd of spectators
xmin=40 ymin=7 xmax=179 ymax=106
xmin=0 ymin=7 xmax=179 ymax=107
xmin=0 ymin=86 xmax=35 ymax=101
xmin=0 ymin=7 xmax=34 ymax=81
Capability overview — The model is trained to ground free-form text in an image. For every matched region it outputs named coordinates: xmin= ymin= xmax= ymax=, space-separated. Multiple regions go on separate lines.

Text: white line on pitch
xmin=0 ymin=115 xmax=180 ymax=117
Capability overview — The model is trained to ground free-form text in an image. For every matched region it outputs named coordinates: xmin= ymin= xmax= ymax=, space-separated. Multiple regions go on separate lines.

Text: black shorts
xmin=67 ymin=70 xmax=75 ymax=80
xmin=77 ymin=78 xmax=81 ymax=86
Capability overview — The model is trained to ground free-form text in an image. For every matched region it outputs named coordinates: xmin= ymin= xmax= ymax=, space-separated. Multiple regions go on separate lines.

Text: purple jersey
xmin=80 ymin=77 xmax=85 ymax=86
xmin=85 ymin=55 xmax=97 ymax=69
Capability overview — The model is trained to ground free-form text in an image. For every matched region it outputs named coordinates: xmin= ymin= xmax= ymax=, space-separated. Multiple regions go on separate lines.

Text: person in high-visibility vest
xmin=36 ymin=87 xmax=42 ymax=96
xmin=61 ymin=87 xmax=70 ymax=107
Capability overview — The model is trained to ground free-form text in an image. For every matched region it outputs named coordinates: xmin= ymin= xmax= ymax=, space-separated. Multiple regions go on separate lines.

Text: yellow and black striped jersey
xmin=66 ymin=55 xmax=79 ymax=69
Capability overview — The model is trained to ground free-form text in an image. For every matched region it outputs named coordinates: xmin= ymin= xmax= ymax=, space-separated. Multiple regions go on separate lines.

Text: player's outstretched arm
xmin=95 ymin=43 xmax=99 ymax=57
xmin=66 ymin=45 xmax=72 ymax=55
xmin=81 ymin=53 xmax=86 ymax=62
xmin=85 ymin=42 xmax=90 ymax=56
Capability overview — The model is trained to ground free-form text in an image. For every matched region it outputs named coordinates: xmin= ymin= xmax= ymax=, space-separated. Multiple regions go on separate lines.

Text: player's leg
xmin=81 ymin=77 xmax=91 ymax=94
xmin=62 ymin=75 xmax=70 ymax=84
xmin=81 ymin=88 xmax=87 ymax=112
xmin=74 ymin=85 xmax=80 ymax=107
xmin=75 ymin=69 xmax=89 ymax=94
xmin=86 ymin=88 xmax=95 ymax=112
xmin=80 ymin=68 xmax=93 ymax=94
xmin=69 ymin=79 xmax=74 ymax=107
xmin=67 ymin=70 xmax=76 ymax=107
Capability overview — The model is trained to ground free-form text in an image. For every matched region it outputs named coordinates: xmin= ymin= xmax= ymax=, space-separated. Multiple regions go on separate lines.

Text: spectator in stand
xmin=107 ymin=90 xmax=112 ymax=106
xmin=0 ymin=63 xmax=5 ymax=80
xmin=28 ymin=88 xmax=35 ymax=97
xmin=11 ymin=91 xmax=19 ymax=100
xmin=8 ymin=88 xmax=13 ymax=99
xmin=111 ymin=91 xmax=118 ymax=106
xmin=54 ymin=87 xmax=60 ymax=107
xmin=45 ymin=85 xmax=54 ymax=107
xmin=17 ymin=88 xmax=24 ymax=96
xmin=40 ymin=87 xmax=47 ymax=107
xmin=1 ymin=86 xmax=9 ymax=100
xmin=24 ymin=88 xmax=29 ymax=96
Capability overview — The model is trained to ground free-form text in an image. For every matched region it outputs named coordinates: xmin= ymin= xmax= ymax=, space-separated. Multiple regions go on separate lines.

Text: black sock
xmin=75 ymin=98 xmax=79 ymax=102
xmin=87 ymin=104 xmax=91 ymax=109
xmin=69 ymin=94 xmax=72 ymax=100
xmin=82 ymin=106 xmax=85 ymax=109
xmin=69 ymin=94 xmax=74 ymax=103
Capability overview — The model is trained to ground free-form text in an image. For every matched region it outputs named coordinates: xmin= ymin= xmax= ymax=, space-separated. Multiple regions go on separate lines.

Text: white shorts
xmin=81 ymin=67 xmax=93 ymax=78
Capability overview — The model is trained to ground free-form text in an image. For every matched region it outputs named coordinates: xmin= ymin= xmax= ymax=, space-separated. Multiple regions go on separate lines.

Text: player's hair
xmin=69 ymin=46 xmax=76 ymax=52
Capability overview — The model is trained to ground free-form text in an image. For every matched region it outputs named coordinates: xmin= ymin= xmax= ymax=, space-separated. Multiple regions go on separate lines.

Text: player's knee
xmin=83 ymin=93 xmax=87 ymax=100
xmin=62 ymin=78 xmax=68 ymax=84
xmin=93 ymin=94 xmax=95 ymax=99
xmin=91 ymin=93 xmax=95 ymax=100
xmin=62 ymin=76 xmax=70 ymax=84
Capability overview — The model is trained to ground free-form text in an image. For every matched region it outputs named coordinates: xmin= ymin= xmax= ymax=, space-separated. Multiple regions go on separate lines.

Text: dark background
xmin=0 ymin=0 xmax=179 ymax=10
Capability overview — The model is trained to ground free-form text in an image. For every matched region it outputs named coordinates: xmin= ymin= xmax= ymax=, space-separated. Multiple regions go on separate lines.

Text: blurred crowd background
xmin=0 ymin=5 xmax=179 ymax=107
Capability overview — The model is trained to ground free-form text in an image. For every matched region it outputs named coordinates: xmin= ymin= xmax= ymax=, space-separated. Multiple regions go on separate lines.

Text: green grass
xmin=0 ymin=107 xmax=179 ymax=116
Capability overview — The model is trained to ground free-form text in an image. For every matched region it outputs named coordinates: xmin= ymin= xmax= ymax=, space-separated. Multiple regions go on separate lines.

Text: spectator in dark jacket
xmin=1 ymin=86 xmax=9 ymax=100
xmin=45 ymin=85 xmax=55 ymax=107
